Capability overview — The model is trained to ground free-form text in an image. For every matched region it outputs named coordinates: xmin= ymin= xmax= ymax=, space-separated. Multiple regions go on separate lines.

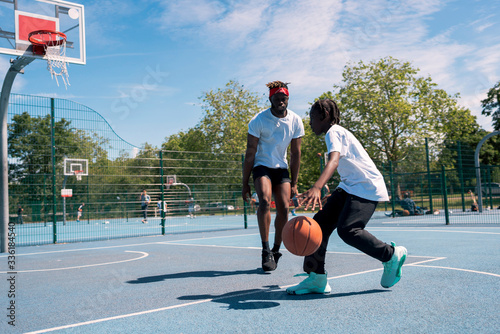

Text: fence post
xmin=160 ymin=150 xmax=165 ymax=235
xmin=389 ymin=161 xmax=396 ymax=217
xmin=86 ymin=170 xmax=90 ymax=224
xmin=318 ymin=153 xmax=326 ymax=198
xmin=487 ymin=166 xmax=492 ymax=210
xmin=457 ymin=141 xmax=465 ymax=212
xmin=51 ymin=98 xmax=57 ymax=243
xmin=442 ymin=165 xmax=450 ymax=225
xmin=382 ymin=163 xmax=388 ymax=211
xmin=43 ymin=174 xmax=47 ymax=226
xmin=425 ymin=138 xmax=434 ymax=212
xmin=241 ymin=154 xmax=247 ymax=229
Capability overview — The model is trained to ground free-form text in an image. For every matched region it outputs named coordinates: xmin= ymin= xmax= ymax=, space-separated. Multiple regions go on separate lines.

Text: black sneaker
xmin=273 ymin=251 xmax=282 ymax=267
xmin=262 ymin=250 xmax=276 ymax=271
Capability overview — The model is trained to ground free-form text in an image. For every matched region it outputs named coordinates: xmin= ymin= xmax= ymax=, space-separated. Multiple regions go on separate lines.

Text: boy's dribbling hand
xmin=297 ymin=186 xmax=323 ymax=211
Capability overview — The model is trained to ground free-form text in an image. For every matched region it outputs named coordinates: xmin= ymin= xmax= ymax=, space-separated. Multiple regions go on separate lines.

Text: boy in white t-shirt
xmin=286 ymin=99 xmax=407 ymax=295
xmin=242 ymin=81 xmax=305 ymax=272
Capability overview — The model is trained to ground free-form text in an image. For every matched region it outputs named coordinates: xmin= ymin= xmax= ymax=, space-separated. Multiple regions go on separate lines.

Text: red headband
xmin=269 ymin=87 xmax=289 ymax=97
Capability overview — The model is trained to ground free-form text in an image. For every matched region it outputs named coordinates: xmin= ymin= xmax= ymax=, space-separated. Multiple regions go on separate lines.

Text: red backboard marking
xmin=18 ymin=15 xmax=57 ymax=42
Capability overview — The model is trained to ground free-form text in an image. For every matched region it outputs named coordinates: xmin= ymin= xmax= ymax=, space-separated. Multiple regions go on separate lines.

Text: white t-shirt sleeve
xmin=325 ymin=129 xmax=345 ymax=156
xmin=293 ymin=116 xmax=305 ymax=139
xmin=248 ymin=115 xmax=261 ymax=138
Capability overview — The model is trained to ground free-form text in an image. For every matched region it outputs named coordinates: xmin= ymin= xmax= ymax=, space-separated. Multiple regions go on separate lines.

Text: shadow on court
xmin=126 ymin=268 xmax=269 ymax=284
xmin=176 ymin=285 xmax=390 ymax=310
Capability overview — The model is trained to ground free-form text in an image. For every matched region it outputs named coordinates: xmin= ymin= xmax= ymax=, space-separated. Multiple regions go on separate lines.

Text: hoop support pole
xmin=1 ymin=56 xmax=35 ymax=253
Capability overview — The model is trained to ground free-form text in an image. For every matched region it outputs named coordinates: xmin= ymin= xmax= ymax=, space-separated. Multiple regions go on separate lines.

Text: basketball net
xmin=45 ymin=41 xmax=70 ymax=89
xmin=74 ymin=170 xmax=83 ymax=181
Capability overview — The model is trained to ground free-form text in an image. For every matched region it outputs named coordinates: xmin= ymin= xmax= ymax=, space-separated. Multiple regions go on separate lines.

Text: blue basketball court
xmin=1 ymin=213 xmax=498 ymax=333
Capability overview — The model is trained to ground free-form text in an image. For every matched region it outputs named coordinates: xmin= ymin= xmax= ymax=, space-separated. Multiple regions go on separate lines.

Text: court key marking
xmin=0 ymin=251 xmax=148 ymax=273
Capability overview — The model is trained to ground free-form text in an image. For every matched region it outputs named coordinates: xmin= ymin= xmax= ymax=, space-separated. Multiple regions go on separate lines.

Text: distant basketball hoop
xmin=166 ymin=175 xmax=177 ymax=190
xmin=28 ymin=29 xmax=70 ymax=88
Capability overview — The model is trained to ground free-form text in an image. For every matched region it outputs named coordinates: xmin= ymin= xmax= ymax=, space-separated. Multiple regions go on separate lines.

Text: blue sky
xmin=1 ymin=0 xmax=499 ymax=148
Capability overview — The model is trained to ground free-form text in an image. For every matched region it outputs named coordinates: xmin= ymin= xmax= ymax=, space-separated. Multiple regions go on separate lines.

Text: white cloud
xmin=204 ymin=1 xmax=269 ymax=46
xmin=465 ymin=44 xmax=500 ymax=83
xmin=152 ymin=0 xmax=499 ymax=130
xmin=157 ymin=0 xmax=225 ymax=29
xmin=475 ymin=22 xmax=494 ymax=33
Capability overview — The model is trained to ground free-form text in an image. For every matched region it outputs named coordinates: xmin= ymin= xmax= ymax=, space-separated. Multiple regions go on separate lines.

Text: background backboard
xmin=0 ymin=0 xmax=85 ymax=64
xmin=64 ymin=158 xmax=88 ymax=176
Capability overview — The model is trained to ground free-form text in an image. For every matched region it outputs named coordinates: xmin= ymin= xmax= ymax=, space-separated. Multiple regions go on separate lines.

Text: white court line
xmin=0 ymin=233 xmax=262 ymax=258
xmin=24 ymin=299 xmax=213 ymax=334
xmin=22 ymin=254 xmax=498 ymax=333
xmin=407 ymin=264 xmax=500 ymax=277
xmin=163 ymin=242 xmax=440 ymax=259
xmin=19 ymin=257 xmax=446 ymax=334
xmin=0 ymin=251 xmax=148 ymax=273
xmin=367 ymin=228 xmax=500 ymax=235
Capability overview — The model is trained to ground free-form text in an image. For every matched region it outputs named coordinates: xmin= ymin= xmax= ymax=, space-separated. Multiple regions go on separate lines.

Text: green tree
xmin=162 ymin=80 xmax=263 ymax=154
xmin=480 ymin=81 xmax=500 ymax=168
xmin=162 ymin=128 xmax=208 ymax=152
xmin=296 ymin=116 xmax=328 ymax=191
xmin=482 ymin=81 xmax=500 ymax=131
xmin=8 ymin=112 xmax=106 ymax=221
xmin=9 ymin=112 xmax=74 ymax=178
xmin=197 ymin=80 xmax=264 ymax=154
xmin=320 ymin=57 xmax=481 ymax=170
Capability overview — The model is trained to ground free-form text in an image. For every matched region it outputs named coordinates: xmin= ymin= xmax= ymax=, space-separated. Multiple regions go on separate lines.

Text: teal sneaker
xmin=381 ymin=242 xmax=407 ymax=288
xmin=286 ymin=272 xmax=331 ymax=295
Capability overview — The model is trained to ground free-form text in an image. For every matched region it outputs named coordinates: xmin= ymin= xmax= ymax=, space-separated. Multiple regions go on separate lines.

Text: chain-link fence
xmin=5 ymin=94 xmax=499 ymax=247
xmin=380 ymin=164 xmax=499 ymax=224
xmin=7 ymin=94 xmax=248 ymax=246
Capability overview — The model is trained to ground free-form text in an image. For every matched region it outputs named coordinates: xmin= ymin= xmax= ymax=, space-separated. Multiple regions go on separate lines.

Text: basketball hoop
xmin=166 ymin=175 xmax=176 ymax=190
xmin=74 ymin=170 xmax=83 ymax=181
xmin=28 ymin=29 xmax=70 ymax=88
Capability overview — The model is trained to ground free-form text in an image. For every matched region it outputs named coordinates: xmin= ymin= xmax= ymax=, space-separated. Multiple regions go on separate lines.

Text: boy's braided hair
xmin=311 ymin=99 xmax=340 ymax=126
xmin=266 ymin=81 xmax=290 ymax=89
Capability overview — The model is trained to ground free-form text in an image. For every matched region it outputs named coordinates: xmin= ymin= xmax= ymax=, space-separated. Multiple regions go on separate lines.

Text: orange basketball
xmin=282 ymin=216 xmax=322 ymax=256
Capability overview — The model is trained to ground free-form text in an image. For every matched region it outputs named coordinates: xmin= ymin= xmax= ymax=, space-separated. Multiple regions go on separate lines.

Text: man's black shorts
xmin=252 ymin=165 xmax=291 ymax=186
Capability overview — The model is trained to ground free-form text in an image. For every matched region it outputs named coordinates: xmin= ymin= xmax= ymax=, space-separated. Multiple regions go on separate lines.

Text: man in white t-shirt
xmin=286 ymin=99 xmax=407 ymax=295
xmin=242 ymin=81 xmax=305 ymax=272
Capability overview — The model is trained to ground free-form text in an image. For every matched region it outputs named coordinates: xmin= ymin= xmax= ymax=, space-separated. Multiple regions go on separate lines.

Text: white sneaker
xmin=381 ymin=242 xmax=407 ymax=288
xmin=286 ymin=272 xmax=331 ymax=295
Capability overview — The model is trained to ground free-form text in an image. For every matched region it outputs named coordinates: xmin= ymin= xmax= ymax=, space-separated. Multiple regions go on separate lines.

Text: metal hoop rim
xmin=28 ymin=29 xmax=67 ymax=47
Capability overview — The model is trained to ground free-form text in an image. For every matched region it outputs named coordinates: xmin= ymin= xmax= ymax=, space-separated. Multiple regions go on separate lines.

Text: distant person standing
xmin=140 ymin=190 xmax=151 ymax=224
xmin=17 ymin=205 xmax=23 ymax=224
xmin=157 ymin=200 xmax=167 ymax=214
xmin=77 ymin=203 xmax=84 ymax=222
xmin=187 ymin=197 xmax=195 ymax=218
xmin=250 ymin=192 xmax=259 ymax=214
